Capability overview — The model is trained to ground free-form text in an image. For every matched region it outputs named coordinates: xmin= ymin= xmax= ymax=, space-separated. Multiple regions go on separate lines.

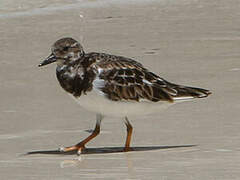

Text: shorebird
xmin=39 ymin=37 xmax=211 ymax=155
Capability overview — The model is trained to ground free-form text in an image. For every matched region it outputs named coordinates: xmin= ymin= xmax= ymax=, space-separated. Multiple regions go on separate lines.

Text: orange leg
xmin=59 ymin=114 xmax=102 ymax=155
xmin=124 ymin=117 xmax=133 ymax=152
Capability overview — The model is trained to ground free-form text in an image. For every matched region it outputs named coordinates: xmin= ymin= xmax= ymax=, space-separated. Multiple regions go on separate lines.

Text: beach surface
xmin=1 ymin=0 xmax=240 ymax=179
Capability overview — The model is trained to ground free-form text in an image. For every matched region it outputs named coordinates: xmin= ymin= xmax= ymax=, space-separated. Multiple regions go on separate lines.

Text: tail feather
xmin=167 ymin=83 xmax=211 ymax=101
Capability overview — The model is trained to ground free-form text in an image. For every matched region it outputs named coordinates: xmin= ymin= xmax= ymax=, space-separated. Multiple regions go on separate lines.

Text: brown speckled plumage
xmin=38 ymin=37 xmax=211 ymax=155
xmin=72 ymin=52 xmax=210 ymax=102
xmin=41 ymin=38 xmax=211 ymax=102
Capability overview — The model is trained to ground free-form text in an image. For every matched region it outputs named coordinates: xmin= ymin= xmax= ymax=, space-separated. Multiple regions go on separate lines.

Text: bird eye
xmin=63 ymin=47 xmax=69 ymax=51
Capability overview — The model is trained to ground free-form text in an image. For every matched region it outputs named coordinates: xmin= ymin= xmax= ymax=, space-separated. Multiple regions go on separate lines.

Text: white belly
xmin=70 ymin=89 xmax=175 ymax=118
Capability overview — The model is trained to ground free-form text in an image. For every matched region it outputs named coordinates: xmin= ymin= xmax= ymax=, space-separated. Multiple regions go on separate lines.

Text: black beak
xmin=38 ymin=53 xmax=56 ymax=67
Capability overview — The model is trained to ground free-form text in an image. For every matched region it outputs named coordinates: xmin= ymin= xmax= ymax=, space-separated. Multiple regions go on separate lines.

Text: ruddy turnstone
xmin=39 ymin=37 xmax=211 ymax=155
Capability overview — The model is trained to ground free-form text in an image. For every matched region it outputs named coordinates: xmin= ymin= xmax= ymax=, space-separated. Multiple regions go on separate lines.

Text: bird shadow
xmin=25 ymin=144 xmax=197 ymax=156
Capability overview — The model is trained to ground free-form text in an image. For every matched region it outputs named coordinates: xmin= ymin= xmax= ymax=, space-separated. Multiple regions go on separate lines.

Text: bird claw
xmin=77 ymin=147 xmax=84 ymax=156
xmin=123 ymin=147 xmax=131 ymax=152
xmin=58 ymin=147 xmax=65 ymax=152
xmin=58 ymin=145 xmax=85 ymax=155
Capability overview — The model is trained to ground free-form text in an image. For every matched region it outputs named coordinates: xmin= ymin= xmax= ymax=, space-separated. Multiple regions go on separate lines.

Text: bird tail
xmin=165 ymin=83 xmax=212 ymax=101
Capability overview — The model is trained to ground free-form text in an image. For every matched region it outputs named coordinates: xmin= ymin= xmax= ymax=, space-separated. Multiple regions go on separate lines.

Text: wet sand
xmin=1 ymin=0 xmax=240 ymax=179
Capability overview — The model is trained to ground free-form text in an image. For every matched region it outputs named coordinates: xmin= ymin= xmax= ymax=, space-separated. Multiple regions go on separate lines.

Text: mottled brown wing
xmin=90 ymin=53 xmax=211 ymax=102
xmin=95 ymin=59 xmax=174 ymax=102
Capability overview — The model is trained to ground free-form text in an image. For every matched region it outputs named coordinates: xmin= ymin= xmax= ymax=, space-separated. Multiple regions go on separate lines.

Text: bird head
xmin=39 ymin=37 xmax=84 ymax=67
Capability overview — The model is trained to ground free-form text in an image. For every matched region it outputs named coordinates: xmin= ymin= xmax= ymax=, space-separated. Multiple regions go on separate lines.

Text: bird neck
xmin=56 ymin=60 xmax=95 ymax=97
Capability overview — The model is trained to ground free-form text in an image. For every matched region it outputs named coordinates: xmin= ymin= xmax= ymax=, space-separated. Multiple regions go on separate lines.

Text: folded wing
xmin=91 ymin=55 xmax=211 ymax=102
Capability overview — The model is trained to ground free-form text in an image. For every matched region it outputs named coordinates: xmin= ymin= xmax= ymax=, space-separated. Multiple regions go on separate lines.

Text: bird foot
xmin=123 ymin=147 xmax=132 ymax=152
xmin=59 ymin=144 xmax=86 ymax=155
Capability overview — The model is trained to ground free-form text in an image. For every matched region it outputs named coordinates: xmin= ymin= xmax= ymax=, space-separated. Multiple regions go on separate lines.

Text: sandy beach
xmin=1 ymin=0 xmax=240 ymax=179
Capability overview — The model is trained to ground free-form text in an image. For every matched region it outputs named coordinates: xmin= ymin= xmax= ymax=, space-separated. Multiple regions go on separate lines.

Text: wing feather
xmin=89 ymin=53 xmax=211 ymax=102
xmin=91 ymin=55 xmax=173 ymax=102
